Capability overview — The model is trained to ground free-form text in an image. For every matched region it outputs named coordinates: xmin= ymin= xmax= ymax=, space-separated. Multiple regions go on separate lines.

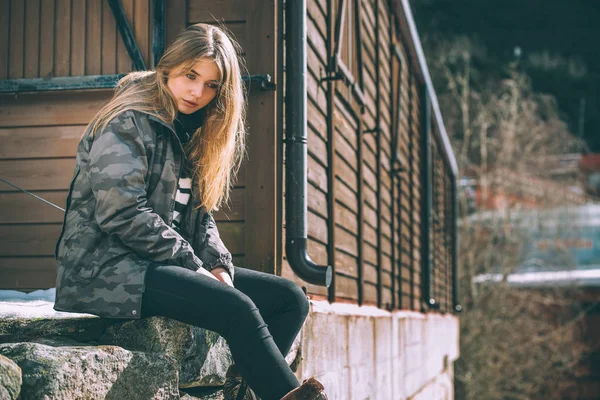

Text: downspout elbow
xmin=286 ymin=238 xmax=333 ymax=287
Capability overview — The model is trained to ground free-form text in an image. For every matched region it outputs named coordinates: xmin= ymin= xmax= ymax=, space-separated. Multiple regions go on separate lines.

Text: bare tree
xmin=423 ymin=35 xmax=592 ymax=400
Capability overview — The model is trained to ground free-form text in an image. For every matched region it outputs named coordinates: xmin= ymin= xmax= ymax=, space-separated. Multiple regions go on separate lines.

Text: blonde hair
xmin=87 ymin=23 xmax=246 ymax=212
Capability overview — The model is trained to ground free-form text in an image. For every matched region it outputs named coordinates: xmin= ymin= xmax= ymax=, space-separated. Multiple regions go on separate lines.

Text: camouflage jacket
xmin=53 ymin=110 xmax=234 ymax=319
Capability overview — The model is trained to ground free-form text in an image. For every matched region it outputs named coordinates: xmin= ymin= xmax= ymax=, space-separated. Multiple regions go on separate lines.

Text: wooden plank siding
xmin=0 ymin=90 xmax=111 ymax=289
xmin=1 ymin=0 xmax=155 ymax=80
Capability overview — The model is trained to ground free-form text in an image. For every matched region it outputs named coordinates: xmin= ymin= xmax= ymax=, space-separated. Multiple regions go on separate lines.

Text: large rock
xmin=0 ymin=299 xmax=114 ymax=344
xmin=101 ymin=316 xmax=304 ymax=387
xmin=0 ymin=341 xmax=180 ymax=399
xmin=0 ymin=354 xmax=21 ymax=400
xmin=100 ymin=317 xmax=233 ymax=388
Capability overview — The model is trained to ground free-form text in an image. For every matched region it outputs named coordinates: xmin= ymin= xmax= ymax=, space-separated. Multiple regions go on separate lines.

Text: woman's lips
xmin=183 ymin=99 xmax=198 ymax=107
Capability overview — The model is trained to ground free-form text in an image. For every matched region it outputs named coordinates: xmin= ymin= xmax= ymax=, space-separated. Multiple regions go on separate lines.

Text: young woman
xmin=53 ymin=23 xmax=327 ymax=400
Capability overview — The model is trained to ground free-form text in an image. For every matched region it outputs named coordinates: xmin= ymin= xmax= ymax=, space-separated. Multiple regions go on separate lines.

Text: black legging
xmin=140 ymin=265 xmax=309 ymax=400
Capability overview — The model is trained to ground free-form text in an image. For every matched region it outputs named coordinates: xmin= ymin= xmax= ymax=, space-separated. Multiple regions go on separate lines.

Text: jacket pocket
xmin=55 ymin=164 xmax=81 ymax=260
xmin=77 ymin=234 xmax=131 ymax=281
xmin=69 ymin=223 xmax=104 ymax=281
xmin=76 ymin=246 xmax=102 ymax=280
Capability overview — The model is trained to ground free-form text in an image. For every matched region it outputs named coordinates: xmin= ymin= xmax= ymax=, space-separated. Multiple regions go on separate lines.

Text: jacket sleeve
xmin=87 ymin=112 xmax=204 ymax=272
xmin=197 ymin=213 xmax=235 ymax=281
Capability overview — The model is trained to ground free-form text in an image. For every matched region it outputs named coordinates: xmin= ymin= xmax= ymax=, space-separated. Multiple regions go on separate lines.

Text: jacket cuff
xmin=204 ymin=254 xmax=235 ymax=281
xmin=183 ymin=254 xmax=204 ymax=272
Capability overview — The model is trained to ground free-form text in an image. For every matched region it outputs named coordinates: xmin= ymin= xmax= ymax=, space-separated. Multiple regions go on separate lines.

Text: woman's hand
xmin=196 ymin=267 xmax=220 ymax=281
xmin=210 ymin=267 xmax=234 ymax=287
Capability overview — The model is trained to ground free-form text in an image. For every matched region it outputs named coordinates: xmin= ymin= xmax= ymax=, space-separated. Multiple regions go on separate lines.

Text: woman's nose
xmin=191 ymin=84 xmax=203 ymax=98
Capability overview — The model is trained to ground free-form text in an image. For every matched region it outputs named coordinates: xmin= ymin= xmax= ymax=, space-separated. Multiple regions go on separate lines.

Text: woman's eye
xmin=186 ymin=73 xmax=195 ymax=80
xmin=207 ymin=83 xmax=219 ymax=89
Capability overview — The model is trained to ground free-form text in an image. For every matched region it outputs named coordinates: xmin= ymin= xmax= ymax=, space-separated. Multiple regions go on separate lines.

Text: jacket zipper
xmin=148 ymin=115 xmax=186 ymax=226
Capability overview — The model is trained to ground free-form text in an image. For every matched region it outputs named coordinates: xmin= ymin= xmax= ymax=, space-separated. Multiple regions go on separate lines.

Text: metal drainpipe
xmin=452 ymin=178 xmax=462 ymax=312
xmin=421 ymin=85 xmax=436 ymax=309
xmin=284 ymin=0 xmax=332 ymax=287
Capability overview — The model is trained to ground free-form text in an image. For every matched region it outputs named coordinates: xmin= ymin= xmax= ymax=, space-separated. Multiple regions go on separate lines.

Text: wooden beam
xmin=244 ymin=0 xmax=278 ymax=274
xmin=0 ymin=74 xmax=274 ymax=94
xmin=165 ymin=0 xmax=186 ymax=47
xmin=332 ymin=0 xmax=347 ymax=68
xmin=107 ymin=0 xmax=147 ymax=70
xmin=152 ymin=0 xmax=166 ymax=66
xmin=0 ymin=75 xmax=124 ymax=93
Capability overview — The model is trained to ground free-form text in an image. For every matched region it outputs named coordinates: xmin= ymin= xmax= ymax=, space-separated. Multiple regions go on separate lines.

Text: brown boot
xmin=280 ymin=377 xmax=328 ymax=400
xmin=223 ymin=364 xmax=260 ymax=400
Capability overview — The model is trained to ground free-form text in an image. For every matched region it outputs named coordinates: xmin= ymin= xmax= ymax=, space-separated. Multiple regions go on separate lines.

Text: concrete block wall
xmin=296 ymin=301 xmax=459 ymax=400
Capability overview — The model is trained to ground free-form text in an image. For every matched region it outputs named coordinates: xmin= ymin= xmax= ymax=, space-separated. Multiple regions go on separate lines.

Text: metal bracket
xmin=244 ymin=74 xmax=276 ymax=91
xmin=283 ymin=136 xmax=308 ymax=144
xmin=390 ymin=165 xmax=405 ymax=176
xmin=319 ymin=73 xmax=344 ymax=83
xmin=427 ymin=298 xmax=440 ymax=310
xmin=363 ymin=126 xmax=379 ymax=135
xmin=390 ymin=154 xmax=406 ymax=175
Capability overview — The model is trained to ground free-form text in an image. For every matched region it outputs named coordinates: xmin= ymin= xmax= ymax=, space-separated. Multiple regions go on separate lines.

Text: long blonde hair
xmin=87 ymin=23 xmax=246 ymax=212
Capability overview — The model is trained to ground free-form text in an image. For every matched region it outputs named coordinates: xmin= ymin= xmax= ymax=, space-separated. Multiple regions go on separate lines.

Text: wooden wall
xmin=281 ymin=0 xmax=455 ymax=312
xmin=0 ymin=0 xmax=278 ymax=289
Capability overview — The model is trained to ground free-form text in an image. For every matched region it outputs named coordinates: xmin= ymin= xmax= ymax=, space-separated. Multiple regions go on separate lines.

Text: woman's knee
xmin=278 ymin=278 xmax=310 ymax=318
xmin=218 ymin=291 xmax=264 ymax=336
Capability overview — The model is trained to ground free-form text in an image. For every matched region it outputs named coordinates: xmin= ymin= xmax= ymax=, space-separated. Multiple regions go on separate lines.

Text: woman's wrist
xmin=210 ymin=267 xmax=233 ymax=286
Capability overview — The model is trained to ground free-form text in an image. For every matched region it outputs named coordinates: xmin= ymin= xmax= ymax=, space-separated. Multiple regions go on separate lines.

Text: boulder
xmin=0 ymin=354 xmax=21 ymax=400
xmin=0 ymin=341 xmax=180 ymax=399
xmin=100 ymin=317 xmax=233 ymax=388
xmin=0 ymin=299 xmax=114 ymax=344
xmin=101 ymin=316 xmax=304 ymax=387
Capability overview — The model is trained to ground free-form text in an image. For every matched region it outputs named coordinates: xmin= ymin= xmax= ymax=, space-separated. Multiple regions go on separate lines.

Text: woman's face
xmin=167 ymin=58 xmax=222 ymax=114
